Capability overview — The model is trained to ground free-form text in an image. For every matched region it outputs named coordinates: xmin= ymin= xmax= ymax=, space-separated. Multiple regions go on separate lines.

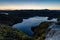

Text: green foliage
xmin=0 ymin=24 xmax=31 ymax=40
xmin=31 ymin=22 xmax=52 ymax=40
xmin=0 ymin=21 xmax=52 ymax=40
xmin=56 ymin=21 xmax=60 ymax=25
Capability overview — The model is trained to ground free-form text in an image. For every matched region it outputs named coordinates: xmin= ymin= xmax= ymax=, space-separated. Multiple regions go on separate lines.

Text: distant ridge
xmin=0 ymin=9 xmax=60 ymax=11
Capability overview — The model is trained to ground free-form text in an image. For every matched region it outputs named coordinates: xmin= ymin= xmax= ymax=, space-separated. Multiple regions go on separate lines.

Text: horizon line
xmin=0 ymin=9 xmax=60 ymax=10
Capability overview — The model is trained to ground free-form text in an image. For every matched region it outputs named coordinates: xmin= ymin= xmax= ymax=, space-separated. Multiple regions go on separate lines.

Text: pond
xmin=13 ymin=16 xmax=57 ymax=36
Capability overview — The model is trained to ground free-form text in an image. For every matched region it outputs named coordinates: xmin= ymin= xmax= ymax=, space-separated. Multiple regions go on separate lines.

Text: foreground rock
xmin=45 ymin=23 xmax=60 ymax=40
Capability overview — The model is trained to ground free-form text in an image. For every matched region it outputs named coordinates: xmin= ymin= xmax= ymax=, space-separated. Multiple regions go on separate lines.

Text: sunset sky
xmin=0 ymin=0 xmax=60 ymax=10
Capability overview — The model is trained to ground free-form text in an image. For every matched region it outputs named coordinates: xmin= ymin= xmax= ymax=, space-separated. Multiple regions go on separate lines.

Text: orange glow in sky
xmin=0 ymin=6 xmax=60 ymax=10
xmin=0 ymin=0 xmax=60 ymax=10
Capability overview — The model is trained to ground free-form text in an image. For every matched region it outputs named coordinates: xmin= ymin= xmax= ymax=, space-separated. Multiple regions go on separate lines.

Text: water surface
xmin=13 ymin=16 xmax=57 ymax=35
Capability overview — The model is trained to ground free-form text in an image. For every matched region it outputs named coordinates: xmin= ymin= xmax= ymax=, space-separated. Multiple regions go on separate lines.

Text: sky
xmin=0 ymin=0 xmax=60 ymax=10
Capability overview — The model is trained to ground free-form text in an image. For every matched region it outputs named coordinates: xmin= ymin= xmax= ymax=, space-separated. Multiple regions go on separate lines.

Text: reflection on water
xmin=13 ymin=16 xmax=57 ymax=35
